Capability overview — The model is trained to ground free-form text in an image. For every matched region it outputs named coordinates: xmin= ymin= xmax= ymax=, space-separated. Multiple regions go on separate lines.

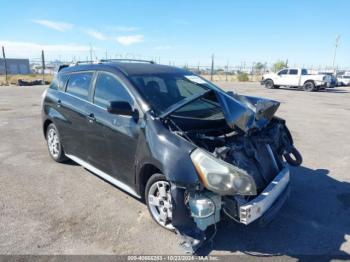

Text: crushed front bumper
xmin=239 ymin=166 xmax=290 ymax=225
xmin=171 ymin=166 xmax=290 ymax=253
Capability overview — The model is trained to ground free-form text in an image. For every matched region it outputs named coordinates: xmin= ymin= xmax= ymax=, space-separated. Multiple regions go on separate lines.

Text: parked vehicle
xmin=261 ymin=68 xmax=333 ymax=91
xmin=42 ymin=60 xmax=302 ymax=253
xmin=337 ymin=75 xmax=350 ymax=86
xmin=318 ymin=72 xmax=337 ymax=88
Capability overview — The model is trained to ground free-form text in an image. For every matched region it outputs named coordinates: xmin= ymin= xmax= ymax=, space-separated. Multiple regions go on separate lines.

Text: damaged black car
xmin=42 ymin=59 xmax=302 ymax=253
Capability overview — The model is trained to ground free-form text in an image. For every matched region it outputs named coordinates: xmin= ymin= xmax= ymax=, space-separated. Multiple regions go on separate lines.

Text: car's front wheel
xmin=46 ymin=123 xmax=68 ymax=162
xmin=264 ymin=79 xmax=275 ymax=89
xmin=145 ymin=174 xmax=174 ymax=230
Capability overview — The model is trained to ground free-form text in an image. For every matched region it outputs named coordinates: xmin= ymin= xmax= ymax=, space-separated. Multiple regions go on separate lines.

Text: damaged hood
xmin=160 ymin=87 xmax=280 ymax=133
xmin=215 ymin=91 xmax=280 ymax=132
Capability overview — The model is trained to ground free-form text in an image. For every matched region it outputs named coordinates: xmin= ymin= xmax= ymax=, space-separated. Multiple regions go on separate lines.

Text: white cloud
xmin=32 ymin=19 xmax=73 ymax=32
xmin=154 ymin=45 xmax=172 ymax=50
xmin=116 ymin=35 xmax=144 ymax=45
xmin=0 ymin=40 xmax=91 ymax=58
xmin=83 ymin=29 xmax=107 ymax=40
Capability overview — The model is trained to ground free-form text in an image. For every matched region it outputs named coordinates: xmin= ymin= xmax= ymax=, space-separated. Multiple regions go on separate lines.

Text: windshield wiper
xmin=159 ymin=89 xmax=212 ymax=119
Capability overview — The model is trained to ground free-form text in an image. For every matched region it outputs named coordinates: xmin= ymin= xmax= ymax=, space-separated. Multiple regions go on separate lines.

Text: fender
xmin=135 ymin=112 xmax=199 ymax=187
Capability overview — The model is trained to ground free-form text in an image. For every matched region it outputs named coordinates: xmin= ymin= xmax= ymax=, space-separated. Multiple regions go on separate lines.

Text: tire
xmin=46 ymin=123 xmax=68 ymax=162
xmin=284 ymin=147 xmax=303 ymax=166
xmin=303 ymin=81 xmax=316 ymax=92
xmin=145 ymin=173 xmax=174 ymax=231
xmin=264 ymin=79 xmax=275 ymax=89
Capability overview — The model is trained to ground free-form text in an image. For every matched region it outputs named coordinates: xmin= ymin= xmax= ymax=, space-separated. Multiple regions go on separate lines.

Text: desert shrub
xmin=237 ymin=72 xmax=249 ymax=82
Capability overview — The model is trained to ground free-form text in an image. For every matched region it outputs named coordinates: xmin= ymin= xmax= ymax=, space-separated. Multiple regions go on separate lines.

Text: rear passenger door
xmin=285 ymin=69 xmax=300 ymax=86
xmin=85 ymin=71 xmax=141 ymax=185
xmin=59 ymin=71 xmax=94 ymax=159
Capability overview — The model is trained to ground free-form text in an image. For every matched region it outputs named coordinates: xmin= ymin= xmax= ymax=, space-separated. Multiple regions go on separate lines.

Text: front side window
xmin=93 ymin=72 xmax=133 ymax=109
xmin=66 ymin=72 xmax=93 ymax=100
xmin=278 ymin=69 xmax=288 ymax=75
xmin=301 ymin=69 xmax=308 ymax=75
xmin=289 ymin=69 xmax=298 ymax=75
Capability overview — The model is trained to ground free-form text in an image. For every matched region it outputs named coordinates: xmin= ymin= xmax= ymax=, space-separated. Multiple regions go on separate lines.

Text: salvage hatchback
xmin=42 ymin=59 xmax=302 ymax=253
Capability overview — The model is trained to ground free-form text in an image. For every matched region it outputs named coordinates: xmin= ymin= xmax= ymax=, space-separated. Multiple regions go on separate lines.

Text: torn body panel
xmin=166 ymin=116 xmax=301 ymax=253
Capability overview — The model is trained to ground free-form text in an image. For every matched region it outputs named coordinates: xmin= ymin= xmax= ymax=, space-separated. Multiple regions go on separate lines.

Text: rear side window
xmin=49 ymin=77 xmax=59 ymax=90
xmin=66 ymin=72 xmax=93 ymax=100
xmin=93 ymin=72 xmax=133 ymax=109
xmin=301 ymin=69 xmax=308 ymax=75
xmin=58 ymin=74 xmax=69 ymax=91
xmin=289 ymin=69 xmax=298 ymax=75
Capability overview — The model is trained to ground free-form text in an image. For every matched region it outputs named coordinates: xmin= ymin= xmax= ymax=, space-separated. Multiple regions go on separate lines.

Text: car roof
xmin=59 ymin=62 xmax=189 ymax=76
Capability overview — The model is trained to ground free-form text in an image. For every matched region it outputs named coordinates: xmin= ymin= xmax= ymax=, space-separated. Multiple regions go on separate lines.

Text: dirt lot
xmin=0 ymin=83 xmax=349 ymax=259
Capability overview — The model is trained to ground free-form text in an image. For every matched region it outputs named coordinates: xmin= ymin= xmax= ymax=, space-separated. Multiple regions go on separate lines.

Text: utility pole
xmin=2 ymin=46 xmax=8 ymax=85
xmin=210 ymin=54 xmax=214 ymax=81
xmin=225 ymin=60 xmax=229 ymax=81
xmin=41 ymin=50 xmax=45 ymax=84
xmin=332 ymin=35 xmax=340 ymax=71
xmin=89 ymin=44 xmax=93 ymax=63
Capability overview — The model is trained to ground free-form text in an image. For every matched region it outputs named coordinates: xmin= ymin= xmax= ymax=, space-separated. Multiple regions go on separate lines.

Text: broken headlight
xmin=190 ymin=148 xmax=257 ymax=196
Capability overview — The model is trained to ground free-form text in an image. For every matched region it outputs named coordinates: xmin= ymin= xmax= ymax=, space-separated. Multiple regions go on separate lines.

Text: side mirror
xmin=107 ymin=101 xmax=136 ymax=117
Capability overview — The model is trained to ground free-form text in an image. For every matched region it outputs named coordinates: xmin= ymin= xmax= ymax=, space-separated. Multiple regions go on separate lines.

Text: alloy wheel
xmin=47 ymin=128 xmax=60 ymax=159
xmin=147 ymin=180 xmax=174 ymax=230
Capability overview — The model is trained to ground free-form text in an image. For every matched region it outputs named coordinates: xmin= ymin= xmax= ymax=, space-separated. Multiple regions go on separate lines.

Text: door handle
xmin=87 ymin=113 xmax=95 ymax=123
xmin=57 ymin=99 xmax=61 ymax=107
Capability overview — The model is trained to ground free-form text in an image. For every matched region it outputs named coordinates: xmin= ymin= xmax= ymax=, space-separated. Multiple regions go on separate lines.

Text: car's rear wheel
xmin=145 ymin=173 xmax=174 ymax=231
xmin=46 ymin=123 xmax=68 ymax=162
xmin=264 ymin=79 xmax=275 ymax=89
xmin=303 ymin=81 xmax=316 ymax=92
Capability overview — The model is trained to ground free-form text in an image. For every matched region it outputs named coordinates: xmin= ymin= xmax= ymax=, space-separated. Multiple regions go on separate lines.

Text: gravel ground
xmin=0 ymin=83 xmax=349 ymax=260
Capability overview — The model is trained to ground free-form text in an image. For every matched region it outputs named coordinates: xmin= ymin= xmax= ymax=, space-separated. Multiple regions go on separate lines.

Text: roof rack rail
xmin=70 ymin=60 xmax=99 ymax=66
xmin=65 ymin=59 xmax=156 ymax=69
xmin=99 ymin=59 xmax=155 ymax=64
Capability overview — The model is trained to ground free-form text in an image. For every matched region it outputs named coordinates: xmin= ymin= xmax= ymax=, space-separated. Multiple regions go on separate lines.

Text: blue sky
xmin=0 ymin=0 xmax=349 ymax=67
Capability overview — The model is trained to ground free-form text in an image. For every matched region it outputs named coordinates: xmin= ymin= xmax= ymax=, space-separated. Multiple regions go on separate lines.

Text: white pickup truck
xmin=261 ymin=68 xmax=333 ymax=91
xmin=337 ymin=75 xmax=350 ymax=86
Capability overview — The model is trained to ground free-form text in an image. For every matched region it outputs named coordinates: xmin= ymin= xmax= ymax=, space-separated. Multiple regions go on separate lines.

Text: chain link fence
xmin=1 ymin=53 xmax=349 ymax=86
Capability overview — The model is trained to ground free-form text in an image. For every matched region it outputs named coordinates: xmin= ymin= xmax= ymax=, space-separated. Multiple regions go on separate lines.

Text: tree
xmin=272 ymin=60 xmax=287 ymax=72
xmin=254 ymin=62 xmax=266 ymax=73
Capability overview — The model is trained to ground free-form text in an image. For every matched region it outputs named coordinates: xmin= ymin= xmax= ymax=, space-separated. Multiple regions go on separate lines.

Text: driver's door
xmin=274 ymin=69 xmax=289 ymax=85
xmin=84 ymin=71 xmax=141 ymax=185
